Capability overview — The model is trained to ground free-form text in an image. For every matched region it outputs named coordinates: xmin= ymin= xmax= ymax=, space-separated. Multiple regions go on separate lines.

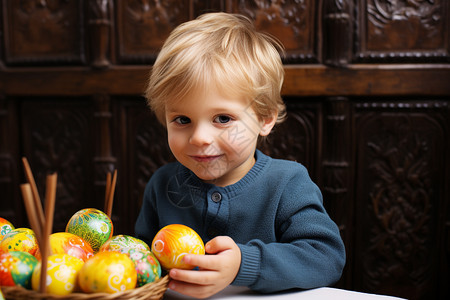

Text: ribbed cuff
xmin=231 ymin=244 xmax=260 ymax=287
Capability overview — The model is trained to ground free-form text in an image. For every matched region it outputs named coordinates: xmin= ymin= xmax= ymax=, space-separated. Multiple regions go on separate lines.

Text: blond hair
xmin=145 ymin=12 xmax=286 ymax=126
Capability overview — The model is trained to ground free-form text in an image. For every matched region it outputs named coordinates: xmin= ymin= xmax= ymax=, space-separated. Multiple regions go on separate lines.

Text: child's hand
xmin=168 ymin=236 xmax=241 ymax=299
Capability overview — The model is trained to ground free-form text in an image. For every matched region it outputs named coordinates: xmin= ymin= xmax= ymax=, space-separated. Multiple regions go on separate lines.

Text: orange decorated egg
xmin=0 ymin=250 xmax=38 ymax=288
xmin=35 ymin=232 xmax=94 ymax=262
xmin=0 ymin=228 xmax=38 ymax=256
xmin=78 ymin=251 xmax=137 ymax=293
xmin=31 ymin=254 xmax=84 ymax=295
xmin=99 ymin=234 xmax=150 ymax=253
xmin=151 ymin=224 xmax=205 ymax=270
xmin=66 ymin=208 xmax=113 ymax=252
xmin=0 ymin=217 xmax=14 ymax=241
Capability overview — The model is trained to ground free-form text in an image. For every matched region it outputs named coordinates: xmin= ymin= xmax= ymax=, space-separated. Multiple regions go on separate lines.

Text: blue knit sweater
xmin=135 ymin=149 xmax=346 ymax=293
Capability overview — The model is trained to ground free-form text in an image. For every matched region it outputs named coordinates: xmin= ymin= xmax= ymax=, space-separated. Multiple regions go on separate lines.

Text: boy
xmin=135 ymin=12 xmax=345 ymax=299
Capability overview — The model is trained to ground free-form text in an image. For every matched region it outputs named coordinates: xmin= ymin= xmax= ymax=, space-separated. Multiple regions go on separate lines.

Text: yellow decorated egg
xmin=99 ymin=234 xmax=150 ymax=253
xmin=0 ymin=217 xmax=14 ymax=241
xmin=66 ymin=208 xmax=113 ymax=252
xmin=35 ymin=232 xmax=94 ymax=262
xmin=151 ymin=224 xmax=205 ymax=270
xmin=0 ymin=228 xmax=38 ymax=256
xmin=99 ymin=236 xmax=160 ymax=287
xmin=31 ymin=254 xmax=84 ymax=295
xmin=0 ymin=251 xmax=38 ymax=288
xmin=78 ymin=251 xmax=137 ymax=293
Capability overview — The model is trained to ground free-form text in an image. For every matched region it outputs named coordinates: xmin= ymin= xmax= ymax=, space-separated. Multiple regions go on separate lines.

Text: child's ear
xmin=259 ymin=113 xmax=278 ymax=137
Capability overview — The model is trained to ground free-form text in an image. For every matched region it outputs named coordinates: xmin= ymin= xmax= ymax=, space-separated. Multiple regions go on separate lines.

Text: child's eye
xmin=174 ymin=116 xmax=191 ymax=124
xmin=214 ymin=115 xmax=232 ymax=124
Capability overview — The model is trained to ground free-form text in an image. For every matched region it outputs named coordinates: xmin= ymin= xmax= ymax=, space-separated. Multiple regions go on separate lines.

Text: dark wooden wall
xmin=0 ymin=1 xmax=449 ymax=299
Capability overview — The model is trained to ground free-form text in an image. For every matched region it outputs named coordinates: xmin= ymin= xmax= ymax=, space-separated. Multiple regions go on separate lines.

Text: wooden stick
xmin=22 ymin=157 xmax=45 ymax=229
xmin=105 ymin=169 xmax=117 ymax=218
xmin=20 ymin=183 xmax=42 ymax=249
xmin=104 ymin=171 xmax=112 ymax=211
xmin=39 ymin=173 xmax=57 ymax=293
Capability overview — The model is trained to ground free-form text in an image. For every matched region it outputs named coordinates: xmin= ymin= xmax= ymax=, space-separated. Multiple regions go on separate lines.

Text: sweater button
xmin=211 ymin=192 xmax=222 ymax=203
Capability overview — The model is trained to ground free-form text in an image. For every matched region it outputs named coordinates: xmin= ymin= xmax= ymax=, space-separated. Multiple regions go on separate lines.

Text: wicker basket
xmin=4 ymin=165 xmax=169 ymax=299
xmin=1 ymin=275 xmax=168 ymax=300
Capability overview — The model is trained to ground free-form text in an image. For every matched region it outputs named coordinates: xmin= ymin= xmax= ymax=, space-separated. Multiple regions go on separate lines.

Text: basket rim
xmin=1 ymin=274 xmax=169 ymax=300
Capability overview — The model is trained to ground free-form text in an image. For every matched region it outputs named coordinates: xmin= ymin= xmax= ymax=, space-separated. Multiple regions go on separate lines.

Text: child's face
xmin=165 ymin=88 xmax=274 ymax=187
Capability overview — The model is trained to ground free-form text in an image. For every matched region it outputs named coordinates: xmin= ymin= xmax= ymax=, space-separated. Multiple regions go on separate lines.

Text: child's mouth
xmin=190 ymin=155 xmax=222 ymax=163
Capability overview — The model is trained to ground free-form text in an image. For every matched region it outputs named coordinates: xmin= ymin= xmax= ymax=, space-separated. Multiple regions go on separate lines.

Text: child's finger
xmin=183 ymin=253 xmax=219 ymax=270
xmin=205 ymin=236 xmax=235 ymax=254
xmin=169 ymin=267 xmax=217 ymax=285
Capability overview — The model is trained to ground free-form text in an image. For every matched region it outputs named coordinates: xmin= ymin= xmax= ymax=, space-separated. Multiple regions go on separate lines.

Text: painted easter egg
xmin=0 ymin=217 xmax=14 ymax=241
xmin=0 ymin=251 xmax=38 ymax=288
xmin=31 ymin=254 xmax=84 ymax=295
xmin=35 ymin=232 xmax=94 ymax=262
xmin=78 ymin=251 xmax=137 ymax=293
xmin=66 ymin=208 xmax=113 ymax=252
xmin=126 ymin=248 xmax=161 ymax=287
xmin=0 ymin=228 xmax=38 ymax=256
xmin=99 ymin=234 xmax=150 ymax=253
xmin=151 ymin=224 xmax=205 ymax=270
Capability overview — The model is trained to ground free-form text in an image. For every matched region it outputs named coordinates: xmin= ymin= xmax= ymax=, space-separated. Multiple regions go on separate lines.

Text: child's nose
xmin=189 ymin=123 xmax=214 ymax=146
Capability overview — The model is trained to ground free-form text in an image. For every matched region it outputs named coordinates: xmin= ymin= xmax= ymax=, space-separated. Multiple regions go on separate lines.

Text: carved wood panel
xmin=20 ymin=98 xmax=96 ymax=232
xmin=232 ymin=0 xmax=318 ymax=63
xmin=115 ymin=0 xmax=191 ymax=63
xmin=3 ymin=0 xmax=85 ymax=65
xmin=357 ymin=0 xmax=450 ymax=62
xmin=354 ymin=101 xmax=449 ymax=299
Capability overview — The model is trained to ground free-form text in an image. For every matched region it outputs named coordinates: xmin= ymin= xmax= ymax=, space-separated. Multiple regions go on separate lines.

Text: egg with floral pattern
xmin=125 ymin=248 xmax=161 ymax=286
xmin=151 ymin=224 xmax=205 ymax=270
xmin=78 ymin=251 xmax=137 ymax=293
xmin=35 ymin=232 xmax=94 ymax=262
xmin=0 ymin=251 xmax=38 ymax=288
xmin=66 ymin=208 xmax=113 ymax=252
xmin=0 ymin=228 xmax=38 ymax=256
xmin=0 ymin=217 xmax=14 ymax=241
xmin=31 ymin=254 xmax=84 ymax=295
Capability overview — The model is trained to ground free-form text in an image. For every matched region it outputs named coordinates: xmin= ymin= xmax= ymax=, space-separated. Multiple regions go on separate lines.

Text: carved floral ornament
xmin=368 ymin=0 xmax=441 ymax=30
xmin=358 ymin=0 xmax=447 ymax=60
xmin=361 ymin=114 xmax=438 ymax=291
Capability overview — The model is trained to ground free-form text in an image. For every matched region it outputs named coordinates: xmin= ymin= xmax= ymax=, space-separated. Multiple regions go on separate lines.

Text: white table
xmin=164 ymin=286 xmax=407 ymax=299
